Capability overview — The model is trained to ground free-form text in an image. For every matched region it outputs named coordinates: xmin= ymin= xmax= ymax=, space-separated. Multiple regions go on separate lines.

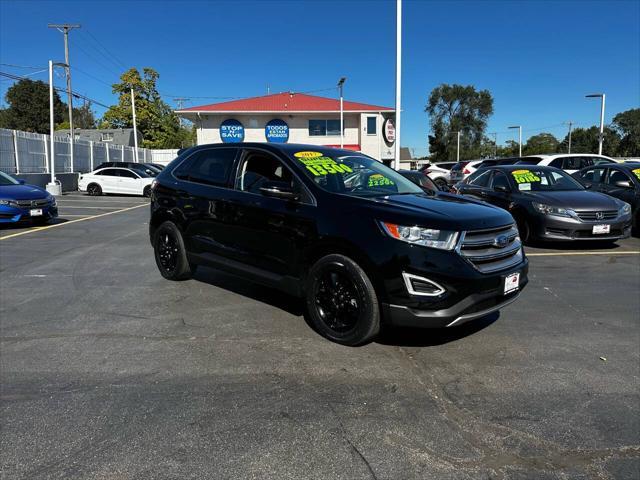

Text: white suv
xmin=518 ymin=154 xmax=617 ymax=174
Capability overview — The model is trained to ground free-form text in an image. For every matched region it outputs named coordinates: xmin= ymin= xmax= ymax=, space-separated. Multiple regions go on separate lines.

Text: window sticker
xmin=511 ymin=169 xmax=541 ymax=184
xmin=296 ymin=155 xmax=353 ymax=176
xmin=368 ymin=173 xmax=395 ymax=187
xmin=294 ymin=151 xmax=323 ymax=159
xmin=519 ymin=182 xmax=531 ymax=191
xmin=633 ymin=168 xmax=640 ymax=180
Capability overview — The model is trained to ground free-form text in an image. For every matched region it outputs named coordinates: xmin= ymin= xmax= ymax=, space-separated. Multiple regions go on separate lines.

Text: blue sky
xmin=1 ymin=0 xmax=638 ymax=154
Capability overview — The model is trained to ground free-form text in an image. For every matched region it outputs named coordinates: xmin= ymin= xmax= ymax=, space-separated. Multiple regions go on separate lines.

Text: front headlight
xmin=380 ymin=222 xmax=459 ymax=250
xmin=619 ymin=202 xmax=631 ymax=216
xmin=48 ymin=195 xmax=57 ymax=206
xmin=532 ymin=202 xmax=573 ymax=217
xmin=0 ymin=199 xmax=18 ymax=207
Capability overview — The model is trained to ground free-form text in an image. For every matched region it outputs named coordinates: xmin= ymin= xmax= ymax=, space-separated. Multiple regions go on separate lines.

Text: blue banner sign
xmin=265 ymin=119 xmax=289 ymax=143
xmin=220 ymin=119 xmax=244 ymax=143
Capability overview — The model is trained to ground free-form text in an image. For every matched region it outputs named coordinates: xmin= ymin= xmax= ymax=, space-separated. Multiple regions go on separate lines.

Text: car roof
xmin=189 ymin=142 xmax=365 ymax=158
xmin=534 ymin=153 xmax=614 ymax=159
xmin=488 ymin=165 xmax=564 ymax=172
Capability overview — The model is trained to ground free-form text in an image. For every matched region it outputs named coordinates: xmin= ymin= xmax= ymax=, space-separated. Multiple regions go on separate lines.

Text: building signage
xmin=220 ymin=119 xmax=244 ymax=143
xmin=383 ymin=118 xmax=396 ymax=144
xmin=265 ymin=119 xmax=289 ymax=143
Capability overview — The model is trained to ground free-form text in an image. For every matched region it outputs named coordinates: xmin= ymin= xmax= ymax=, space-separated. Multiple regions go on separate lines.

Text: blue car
xmin=0 ymin=171 xmax=58 ymax=225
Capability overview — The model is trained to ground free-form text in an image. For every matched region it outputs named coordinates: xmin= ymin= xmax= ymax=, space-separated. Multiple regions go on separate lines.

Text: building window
xmin=366 ymin=117 xmax=377 ymax=135
xmin=308 ymin=119 xmax=342 ymax=136
xmin=101 ymin=133 xmax=114 ymax=142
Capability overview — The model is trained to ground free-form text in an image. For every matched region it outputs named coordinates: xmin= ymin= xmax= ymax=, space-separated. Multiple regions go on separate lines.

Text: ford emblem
xmin=494 ymin=234 xmax=509 ymax=248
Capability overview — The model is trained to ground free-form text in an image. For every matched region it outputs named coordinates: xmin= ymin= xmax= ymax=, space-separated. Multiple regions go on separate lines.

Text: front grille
xmin=459 ymin=224 xmax=523 ymax=273
xmin=16 ymin=198 xmax=50 ymax=208
xmin=576 ymin=210 xmax=617 ymax=221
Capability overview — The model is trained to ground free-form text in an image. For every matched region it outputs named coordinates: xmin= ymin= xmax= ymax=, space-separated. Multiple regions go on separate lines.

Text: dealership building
xmin=175 ymin=92 xmax=400 ymax=164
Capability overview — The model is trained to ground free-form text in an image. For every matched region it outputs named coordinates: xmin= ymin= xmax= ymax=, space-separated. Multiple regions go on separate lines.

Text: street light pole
xmin=394 ymin=0 xmax=402 ymax=170
xmin=337 ymin=77 xmax=346 ymax=149
xmin=564 ymin=121 xmax=573 ymax=154
xmin=586 ymin=93 xmax=605 ymax=155
xmin=131 ymin=88 xmax=139 ymax=162
xmin=47 ymin=60 xmax=68 ymax=196
xmin=509 ymin=125 xmax=522 ymax=157
xmin=456 ymin=130 xmax=461 ymax=162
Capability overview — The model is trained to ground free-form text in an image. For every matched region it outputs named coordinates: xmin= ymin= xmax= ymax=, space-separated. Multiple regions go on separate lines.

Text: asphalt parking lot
xmin=0 ymin=195 xmax=638 ymax=480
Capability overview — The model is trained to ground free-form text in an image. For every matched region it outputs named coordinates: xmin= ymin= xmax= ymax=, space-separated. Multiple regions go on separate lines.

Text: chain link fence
xmin=0 ymin=128 xmax=178 ymax=174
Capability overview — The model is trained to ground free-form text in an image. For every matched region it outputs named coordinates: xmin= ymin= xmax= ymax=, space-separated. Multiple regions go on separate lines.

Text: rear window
xmin=174 ymin=148 xmax=238 ymax=187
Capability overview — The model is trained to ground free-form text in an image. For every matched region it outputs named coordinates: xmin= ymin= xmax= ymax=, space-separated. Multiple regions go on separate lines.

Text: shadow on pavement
xmin=0 ymin=217 xmax=68 ymax=230
xmin=376 ymin=312 xmax=500 ymax=347
xmin=525 ymin=239 xmax=624 ymax=251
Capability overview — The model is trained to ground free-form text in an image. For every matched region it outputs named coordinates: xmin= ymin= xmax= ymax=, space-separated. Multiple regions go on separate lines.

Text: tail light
xmin=463 ymin=168 xmax=471 ymax=174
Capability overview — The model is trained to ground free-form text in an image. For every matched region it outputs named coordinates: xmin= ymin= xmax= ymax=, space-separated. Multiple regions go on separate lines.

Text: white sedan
xmin=78 ymin=167 xmax=154 ymax=197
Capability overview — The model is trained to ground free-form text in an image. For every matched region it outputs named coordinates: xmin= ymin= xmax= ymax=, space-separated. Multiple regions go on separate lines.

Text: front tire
xmin=515 ymin=214 xmax=531 ymax=244
xmin=153 ymin=221 xmax=194 ymax=280
xmin=143 ymin=185 xmax=151 ymax=198
xmin=305 ymin=254 xmax=380 ymax=346
xmin=87 ymin=183 xmax=102 ymax=196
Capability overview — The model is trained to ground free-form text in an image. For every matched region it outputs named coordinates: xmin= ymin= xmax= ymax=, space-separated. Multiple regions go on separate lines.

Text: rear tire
xmin=153 ymin=221 xmax=194 ymax=280
xmin=87 ymin=183 xmax=102 ymax=196
xmin=305 ymin=254 xmax=380 ymax=346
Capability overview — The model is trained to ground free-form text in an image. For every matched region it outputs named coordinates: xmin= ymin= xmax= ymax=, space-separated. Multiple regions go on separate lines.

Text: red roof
xmin=176 ymin=92 xmax=393 ymax=113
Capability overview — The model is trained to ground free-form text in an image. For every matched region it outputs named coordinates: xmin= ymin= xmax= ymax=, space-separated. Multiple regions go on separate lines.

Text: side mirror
xmin=494 ymin=185 xmax=509 ymax=193
xmin=259 ymin=182 xmax=300 ymax=201
xmin=615 ymin=180 xmax=633 ymax=189
xmin=18 ymin=179 xmax=25 ymax=185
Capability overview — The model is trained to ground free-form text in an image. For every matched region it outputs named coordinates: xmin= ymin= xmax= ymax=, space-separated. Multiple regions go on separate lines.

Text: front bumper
xmin=380 ymin=253 xmax=529 ymax=328
xmin=530 ymin=213 xmax=632 ymax=241
xmin=0 ymin=204 xmax=58 ymax=223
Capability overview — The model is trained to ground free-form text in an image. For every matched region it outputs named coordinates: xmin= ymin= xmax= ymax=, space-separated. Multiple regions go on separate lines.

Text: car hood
xmin=0 ymin=184 xmax=49 ymax=200
xmin=359 ymin=192 xmax=514 ymax=231
xmin=520 ymin=190 xmax=622 ymax=211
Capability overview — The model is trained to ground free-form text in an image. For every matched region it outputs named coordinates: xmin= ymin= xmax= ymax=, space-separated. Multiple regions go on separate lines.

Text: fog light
xmin=402 ymin=272 xmax=446 ymax=297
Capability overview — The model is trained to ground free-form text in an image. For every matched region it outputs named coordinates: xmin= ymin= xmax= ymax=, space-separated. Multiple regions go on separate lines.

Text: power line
xmin=81 ymin=29 xmax=128 ymax=70
xmin=69 ymin=37 xmax=122 ymax=77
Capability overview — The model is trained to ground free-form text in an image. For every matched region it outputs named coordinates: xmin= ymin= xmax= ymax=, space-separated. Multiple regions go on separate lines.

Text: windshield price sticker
xmin=368 ymin=174 xmax=395 ymax=187
xmin=633 ymin=168 xmax=640 ymax=180
xmin=511 ymin=169 xmax=541 ymax=184
xmin=296 ymin=154 xmax=353 ymax=176
xmin=294 ymin=151 xmax=323 ymax=159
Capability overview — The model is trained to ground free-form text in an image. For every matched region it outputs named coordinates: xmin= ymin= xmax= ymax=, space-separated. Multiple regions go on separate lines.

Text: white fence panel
xmin=150 ymin=149 xmax=180 ymax=165
xmin=53 ymin=135 xmax=71 ymax=173
xmin=74 ymin=139 xmax=92 ymax=173
xmin=0 ymin=129 xmax=17 ymax=173
xmin=107 ymin=144 xmax=122 ymax=162
xmin=15 ymin=131 xmax=47 ymax=173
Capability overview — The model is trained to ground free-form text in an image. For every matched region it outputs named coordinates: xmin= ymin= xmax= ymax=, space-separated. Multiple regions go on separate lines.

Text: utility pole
xmin=509 ymin=125 xmax=522 ymax=157
xmin=564 ymin=121 xmax=573 ymax=154
xmin=489 ymin=132 xmax=497 ymax=157
xmin=174 ymin=97 xmax=189 ymax=127
xmin=48 ymin=23 xmax=80 ymax=172
xmin=131 ymin=88 xmax=139 ymax=162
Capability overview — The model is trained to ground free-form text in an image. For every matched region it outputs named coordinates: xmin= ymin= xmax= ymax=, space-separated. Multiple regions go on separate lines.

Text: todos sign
xmin=220 ymin=119 xmax=244 ymax=143
xmin=265 ymin=119 xmax=289 ymax=143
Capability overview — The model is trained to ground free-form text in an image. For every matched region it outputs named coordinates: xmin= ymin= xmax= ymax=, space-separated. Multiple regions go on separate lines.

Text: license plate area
xmin=592 ymin=224 xmax=610 ymax=234
xmin=504 ymin=272 xmax=520 ymax=295
xmin=29 ymin=209 xmax=43 ymax=216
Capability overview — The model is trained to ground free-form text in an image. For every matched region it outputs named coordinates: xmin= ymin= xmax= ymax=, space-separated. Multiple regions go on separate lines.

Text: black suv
xmin=149 ymin=144 xmax=528 ymax=345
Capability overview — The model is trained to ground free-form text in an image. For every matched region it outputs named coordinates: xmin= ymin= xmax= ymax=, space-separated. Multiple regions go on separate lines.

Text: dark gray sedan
xmin=454 ymin=165 xmax=632 ymax=243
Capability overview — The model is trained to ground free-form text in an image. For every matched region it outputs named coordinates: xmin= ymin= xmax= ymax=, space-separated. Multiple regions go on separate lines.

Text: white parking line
xmin=527 ymin=251 xmax=640 ymax=257
xmin=0 ymin=204 xmax=147 ymax=240
xmin=57 ymin=206 xmax=130 ymax=209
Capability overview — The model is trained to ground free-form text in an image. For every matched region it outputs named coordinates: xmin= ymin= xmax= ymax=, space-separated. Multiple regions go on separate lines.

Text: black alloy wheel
xmin=153 ymin=221 xmax=194 ymax=280
xmin=87 ymin=183 xmax=102 ymax=196
xmin=306 ymin=254 xmax=380 ymax=345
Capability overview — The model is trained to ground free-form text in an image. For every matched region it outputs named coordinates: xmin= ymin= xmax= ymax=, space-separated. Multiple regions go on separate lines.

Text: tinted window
xmin=174 ymin=148 xmax=237 ymax=187
xmin=607 ymin=170 xmax=632 ymax=185
xmin=491 ymin=171 xmax=511 ymax=190
xmin=366 ymin=117 xmax=377 ymax=135
xmin=561 ymin=157 xmax=584 ymax=170
xmin=580 ymin=168 xmax=606 ymax=183
xmin=98 ymin=169 xmax=120 ymax=177
xmin=467 ymin=170 xmax=492 ymax=187
xmin=119 ymin=169 xmax=139 ymax=179
xmin=308 ymin=119 xmax=341 ymax=136
xmin=549 ymin=158 xmax=563 ymax=168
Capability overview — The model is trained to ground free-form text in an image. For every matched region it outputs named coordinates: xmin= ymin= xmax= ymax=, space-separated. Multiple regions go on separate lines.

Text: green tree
xmin=523 ymin=132 xmax=559 ymax=155
xmin=426 ymin=84 xmax=494 ymax=161
xmin=0 ymin=79 xmax=65 ymax=133
xmin=557 ymin=126 xmax=620 ymax=156
xmin=611 ymin=108 xmax=640 ymax=157
xmin=102 ymin=67 xmax=188 ymax=148
xmin=56 ymin=103 xmax=97 ymax=130
xmin=496 ymin=140 xmax=520 ymax=158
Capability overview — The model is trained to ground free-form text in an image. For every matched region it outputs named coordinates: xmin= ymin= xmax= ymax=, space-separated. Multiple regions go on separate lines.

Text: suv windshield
xmin=0 ymin=171 xmax=19 ymax=185
xmin=510 ymin=168 xmax=584 ymax=192
xmin=289 ymin=151 xmax=422 ymax=197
